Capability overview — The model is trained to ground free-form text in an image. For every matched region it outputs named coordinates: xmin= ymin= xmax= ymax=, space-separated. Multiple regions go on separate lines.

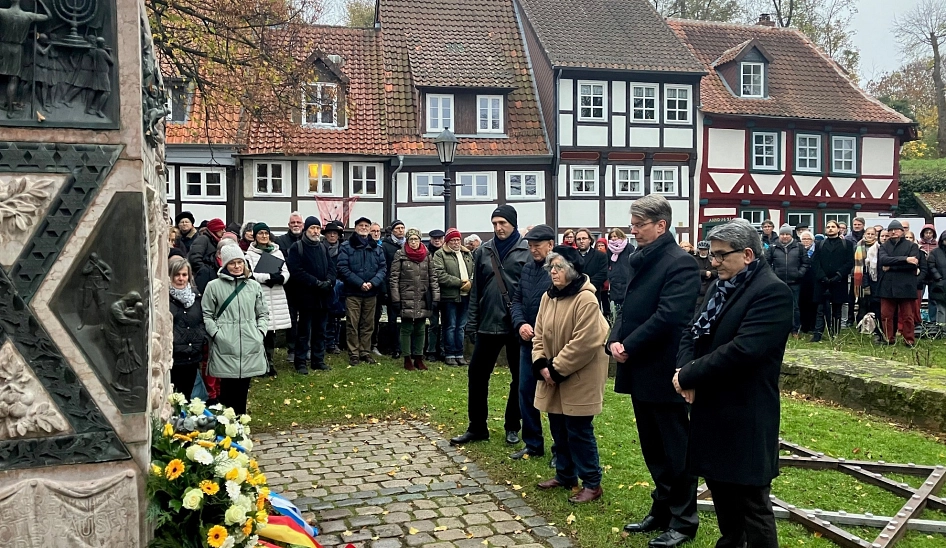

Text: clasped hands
xmin=610 ymin=342 xmax=695 ymax=403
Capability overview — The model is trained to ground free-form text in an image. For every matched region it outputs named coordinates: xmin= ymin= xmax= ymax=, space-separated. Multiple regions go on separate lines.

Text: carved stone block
xmin=0 ymin=173 xmax=69 ymax=268
xmin=0 ymin=341 xmax=70 ymax=440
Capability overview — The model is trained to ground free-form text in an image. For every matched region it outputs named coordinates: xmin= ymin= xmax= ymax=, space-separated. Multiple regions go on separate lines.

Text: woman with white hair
xmin=532 ymin=245 xmax=610 ymax=504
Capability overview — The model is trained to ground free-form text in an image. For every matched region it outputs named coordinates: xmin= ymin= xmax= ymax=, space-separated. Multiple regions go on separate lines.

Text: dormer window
xmin=741 ymin=62 xmax=764 ymax=97
xmin=427 ymin=94 xmax=454 ymax=133
xmin=302 ymin=82 xmax=339 ymax=126
xmin=165 ymin=79 xmax=191 ymax=123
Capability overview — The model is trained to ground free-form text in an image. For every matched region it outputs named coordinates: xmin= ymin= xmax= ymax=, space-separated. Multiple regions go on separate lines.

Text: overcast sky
xmin=852 ymin=0 xmax=922 ymax=82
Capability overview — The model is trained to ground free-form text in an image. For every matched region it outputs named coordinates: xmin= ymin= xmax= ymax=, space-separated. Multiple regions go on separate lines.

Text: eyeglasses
xmin=630 ymin=220 xmax=654 ymax=231
xmin=709 ymin=249 xmax=743 ymax=263
xmin=543 ymin=263 xmax=566 ymax=272
xmin=575 ymin=237 xmax=591 ymax=242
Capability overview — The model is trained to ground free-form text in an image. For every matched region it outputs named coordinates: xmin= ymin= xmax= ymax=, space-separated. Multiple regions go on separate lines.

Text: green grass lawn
xmin=247 ymin=351 xmax=946 ymax=548
xmin=788 ymin=328 xmax=946 ymax=368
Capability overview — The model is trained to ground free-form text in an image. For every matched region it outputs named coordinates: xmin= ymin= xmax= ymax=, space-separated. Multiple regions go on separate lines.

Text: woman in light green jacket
xmin=202 ymin=244 xmax=268 ymax=414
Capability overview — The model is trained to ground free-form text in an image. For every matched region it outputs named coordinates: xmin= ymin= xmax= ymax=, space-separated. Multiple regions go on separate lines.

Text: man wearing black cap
xmin=426 ymin=229 xmax=447 ymax=362
xmin=286 ymin=216 xmax=336 ymax=373
xmin=322 ymin=220 xmax=345 ymax=354
xmin=878 ymin=220 xmax=921 ymax=346
xmin=509 ymin=224 xmax=555 ymax=461
xmin=276 ymin=211 xmax=309 ymax=363
xmin=338 ymin=216 xmax=387 ymax=365
xmin=451 ymin=204 xmax=529 ymax=447
xmin=176 ymin=211 xmax=198 ymax=252
xmin=382 ymin=221 xmax=406 ymax=358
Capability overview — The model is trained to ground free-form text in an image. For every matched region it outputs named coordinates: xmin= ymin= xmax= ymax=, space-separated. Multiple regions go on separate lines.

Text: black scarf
xmin=629 ymin=232 xmax=674 ymax=271
xmin=547 ymin=274 xmax=586 ymax=299
xmin=691 ymin=259 xmax=760 ymax=339
xmin=493 ymin=230 xmax=521 ymax=260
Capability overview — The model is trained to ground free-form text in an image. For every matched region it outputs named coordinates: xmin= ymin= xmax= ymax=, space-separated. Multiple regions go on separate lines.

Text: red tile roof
xmin=164 ymin=91 xmax=241 ymax=146
xmin=379 ymin=0 xmax=550 ymax=156
xmin=667 ymin=19 xmax=913 ymax=125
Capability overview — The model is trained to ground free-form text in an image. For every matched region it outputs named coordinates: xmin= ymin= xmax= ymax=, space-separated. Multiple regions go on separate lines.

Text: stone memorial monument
xmin=0 ymin=0 xmax=172 ymax=544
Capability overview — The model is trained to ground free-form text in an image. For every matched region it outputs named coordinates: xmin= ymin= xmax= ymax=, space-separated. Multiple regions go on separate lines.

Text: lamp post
xmin=433 ymin=127 xmax=459 ymax=229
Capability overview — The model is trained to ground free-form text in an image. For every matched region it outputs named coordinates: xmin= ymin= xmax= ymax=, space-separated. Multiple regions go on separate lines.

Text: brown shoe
xmin=404 ymin=356 xmax=415 ymax=371
xmin=537 ymin=478 xmax=576 ymax=490
xmin=457 ymin=357 xmax=469 ymax=365
xmin=568 ymin=486 xmax=602 ymax=503
xmin=414 ymin=356 xmax=428 ymax=371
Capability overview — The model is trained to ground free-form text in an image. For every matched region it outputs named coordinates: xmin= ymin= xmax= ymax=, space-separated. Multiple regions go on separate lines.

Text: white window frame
xmin=614 ymin=166 xmax=644 ymax=196
xmin=165 ymin=79 xmax=190 ymax=123
xmin=630 ymin=84 xmax=658 ymax=123
xmin=301 ymin=82 xmax=339 ymax=127
xmin=300 ymin=162 xmax=340 ymax=197
xmin=795 ymin=134 xmax=822 ymax=173
xmin=166 ymin=167 xmax=175 ymax=199
xmin=349 ymin=163 xmax=383 ymax=198
xmin=752 ymin=132 xmax=779 ymax=171
xmin=476 ymin=95 xmax=504 ymax=134
xmin=457 ymin=172 xmax=496 ymax=201
xmin=831 ymin=136 xmax=857 ymax=174
xmin=577 ymin=80 xmax=607 ymax=121
xmin=426 ymin=94 xmax=454 ymax=133
xmin=663 ymin=85 xmax=691 ymax=124
xmin=651 ymin=167 xmax=677 ymax=195
xmin=825 ymin=213 xmax=851 ymax=227
xmin=505 ymin=171 xmax=544 ymax=200
xmin=741 ymin=62 xmax=764 ymax=98
xmin=182 ymin=168 xmax=226 ymax=202
xmin=740 ymin=210 xmax=765 ymax=228
xmin=254 ymin=161 xmax=289 ymax=197
xmin=787 ymin=212 xmax=815 ymax=231
xmin=412 ymin=172 xmax=445 ymax=202
xmin=570 ymin=166 xmax=598 ymax=195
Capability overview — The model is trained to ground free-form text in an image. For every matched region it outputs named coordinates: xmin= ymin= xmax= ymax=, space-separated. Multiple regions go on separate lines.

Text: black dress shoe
xmin=648 ymin=530 xmax=693 ymax=548
xmin=505 ymin=431 xmax=520 ymax=444
xmin=624 ymin=515 xmax=668 ymax=534
xmin=510 ymin=448 xmax=544 ymax=460
xmin=450 ymin=431 xmax=489 ymax=446
xmin=311 ymin=362 xmax=330 ymax=371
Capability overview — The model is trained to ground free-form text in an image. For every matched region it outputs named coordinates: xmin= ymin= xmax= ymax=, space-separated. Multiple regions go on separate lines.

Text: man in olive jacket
xmin=607 ymin=195 xmax=700 ymax=548
xmin=451 ymin=205 xmax=530 ymax=447
xmin=674 ymin=219 xmax=792 ymax=548
xmin=878 ymin=219 xmax=921 ymax=346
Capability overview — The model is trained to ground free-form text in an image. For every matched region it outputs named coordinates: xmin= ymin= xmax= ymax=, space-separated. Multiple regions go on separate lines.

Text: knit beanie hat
xmin=779 ymin=224 xmax=793 ymax=236
xmin=445 ymin=228 xmax=462 ymax=243
xmin=390 ymin=219 xmax=405 ymax=230
xmin=221 ymin=232 xmax=239 ymax=244
xmin=219 ymin=243 xmax=244 ymax=267
xmin=406 ymin=228 xmax=422 ymax=241
xmin=491 ymin=204 xmax=518 ymax=228
xmin=253 ymin=222 xmax=271 ymax=237
xmin=216 ymin=236 xmax=236 ymax=252
xmin=207 ymin=218 xmax=225 ymax=233
xmin=304 ymin=216 xmax=321 ymax=230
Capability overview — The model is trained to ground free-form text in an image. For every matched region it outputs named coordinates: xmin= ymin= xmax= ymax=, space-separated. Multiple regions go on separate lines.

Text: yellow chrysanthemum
xmin=249 ymin=459 xmax=259 ymax=472
xmin=225 ymin=467 xmax=240 ymax=481
xmin=228 ymin=447 xmax=238 ymax=459
xmin=199 ymin=480 xmax=219 ymax=496
xmin=197 ymin=440 xmax=216 ymax=449
xmin=242 ymin=518 xmax=253 ymax=536
xmin=206 ymin=525 xmax=227 ymax=548
xmin=172 ymin=434 xmax=192 ymax=443
xmin=162 ymin=423 xmax=174 ymax=437
xmin=187 ymin=431 xmax=199 ymax=439
xmin=255 ymin=510 xmax=268 ymax=524
xmin=256 ymin=487 xmax=269 ymax=510
xmin=165 ymin=459 xmax=185 ymax=481
xmin=151 ymin=463 xmax=163 ymax=476
xmin=251 ymin=473 xmax=266 ymax=486
xmin=219 ymin=436 xmax=232 ymax=449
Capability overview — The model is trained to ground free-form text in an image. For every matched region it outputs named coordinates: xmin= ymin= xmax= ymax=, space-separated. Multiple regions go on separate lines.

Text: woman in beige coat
xmin=532 ymin=245 xmax=610 ymax=504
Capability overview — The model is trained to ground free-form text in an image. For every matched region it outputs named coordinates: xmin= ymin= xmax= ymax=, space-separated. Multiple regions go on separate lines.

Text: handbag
xmin=487 ymin=247 xmax=512 ymax=311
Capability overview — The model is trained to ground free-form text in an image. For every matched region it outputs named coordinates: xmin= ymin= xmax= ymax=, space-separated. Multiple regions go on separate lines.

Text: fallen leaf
xmin=512 ymin=485 xmax=522 ymax=491
xmin=612 ymin=527 xmax=620 ymax=533
xmin=283 ymin=399 xmax=291 ymax=405
xmin=566 ymin=513 xmax=576 ymax=525
xmin=342 ymin=530 xmax=353 ymax=536
xmin=434 ymin=526 xmax=448 ymax=531
xmin=408 ymin=527 xmax=419 ymax=535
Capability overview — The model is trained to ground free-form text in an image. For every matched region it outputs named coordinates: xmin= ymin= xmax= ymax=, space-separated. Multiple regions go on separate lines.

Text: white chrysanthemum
xmin=240 ymin=414 xmax=251 ymax=425
xmin=187 ymin=398 xmax=206 ymax=415
xmin=224 ymin=504 xmax=247 ymax=525
xmin=237 ymin=494 xmax=254 ymax=513
xmin=214 ymin=458 xmax=235 ymax=478
xmin=243 ymin=535 xmax=258 ymax=547
xmin=223 ymin=408 xmax=237 ymax=420
xmin=225 ymin=480 xmax=241 ymax=502
xmin=225 ymin=423 xmax=238 ymax=438
xmin=185 ymin=445 xmax=214 ymax=465
xmin=240 ymin=438 xmax=253 ymax=453
xmin=182 ymin=488 xmax=203 ymax=510
xmin=167 ymin=392 xmax=186 ymax=406
xmin=220 ymin=536 xmax=235 ymax=548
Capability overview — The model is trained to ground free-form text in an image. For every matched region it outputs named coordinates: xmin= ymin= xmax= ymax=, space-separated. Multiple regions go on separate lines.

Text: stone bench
xmin=779 ymin=349 xmax=946 ymax=432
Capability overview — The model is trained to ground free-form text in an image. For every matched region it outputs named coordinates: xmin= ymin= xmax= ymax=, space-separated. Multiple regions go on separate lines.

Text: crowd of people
xmin=165 ymin=198 xmax=945 ymax=548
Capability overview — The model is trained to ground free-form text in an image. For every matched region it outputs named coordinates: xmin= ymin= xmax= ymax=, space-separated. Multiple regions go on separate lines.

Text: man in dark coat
xmin=381 ymin=220 xmax=406 ymax=358
xmin=767 ymin=224 xmax=810 ymax=336
xmin=286 ymin=216 xmax=336 ymax=373
xmin=759 ymin=219 xmax=778 ymax=249
xmin=574 ymin=228 xmax=608 ymax=294
xmin=674 ymin=219 xmax=792 ymax=548
xmin=693 ymin=241 xmax=716 ymax=311
xmin=187 ymin=217 xmax=226 ymax=293
xmin=276 ymin=211 xmax=307 ymax=362
xmin=607 ymin=195 xmax=700 ymax=548
xmin=323 ymin=221 xmax=345 ymax=354
xmin=878 ymin=220 xmax=921 ymax=346
xmin=809 ymin=220 xmax=853 ymax=342
xmin=509 ymin=224 xmax=555 ymax=461
xmin=451 ymin=205 xmax=529 ymax=447
xmin=176 ymin=211 xmax=199 ymax=252
xmin=426 ymin=229 xmax=447 ymax=361
xmin=337 ymin=216 xmax=386 ymax=365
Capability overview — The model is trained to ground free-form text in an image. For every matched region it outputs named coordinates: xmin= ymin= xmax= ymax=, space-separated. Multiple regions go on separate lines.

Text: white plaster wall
xmin=828 ymin=177 xmax=856 ymax=197
xmin=396 ymin=172 xmax=409 ymax=204
xmin=604 ymin=165 xmax=613 ymax=197
xmin=780 ymin=131 xmax=788 ymax=172
xmin=862 ymin=137 xmax=895 ymax=176
xmin=794 ymin=175 xmax=821 ymax=196
xmin=180 ymin=203 xmax=226 ymax=222
xmin=297 ymin=200 xmax=321 ymax=222
xmin=664 ymin=128 xmax=693 ymax=149
xmin=629 ymin=127 xmax=660 ymax=148
xmin=707 ymin=128 xmax=745 ymax=169
xmin=710 ymin=172 xmax=741 ymax=194
xmin=577 ymin=125 xmax=608 ymax=147
xmin=704 ymin=207 xmax=737 ymax=216
xmin=559 ymin=114 xmax=574 ymax=146
xmin=348 ymin=201 xmax=384 ymax=228
xmin=560 ymin=78 xmax=573 ymax=111
xmin=681 ymin=166 xmax=690 ymax=198
xmin=864 ymin=179 xmax=893 ymax=199
xmin=612 ymin=82 xmax=627 ymax=113
xmin=612 ymin=116 xmax=627 ymax=147
xmin=243 ymin=201 xmax=292 ymax=227
xmin=508 ymin=201 xmax=547 ymax=229
xmin=670 ymin=200 xmax=690 ymax=228
xmin=557 ymin=199 xmax=599 ymax=227
xmin=604 ymin=199 xmax=634 ymax=228
xmin=754 ymin=174 xmax=782 ymax=195
xmin=397 ymin=205 xmax=448 ymax=234
xmin=558 ymin=164 xmax=567 ymax=197
xmin=456 ymin=203 xmax=504 ymax=233
xmin=769 ymin=211 xmax=782 ymax=226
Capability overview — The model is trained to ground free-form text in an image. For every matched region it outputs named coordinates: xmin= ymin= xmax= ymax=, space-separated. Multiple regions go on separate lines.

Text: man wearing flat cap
xmin=878 ymin=219 xmax=921 ymax=346
xmin=426 ymin=228 xmax=447 ymax=361
xmin=337 ymin=216 xmax=387 ymax=365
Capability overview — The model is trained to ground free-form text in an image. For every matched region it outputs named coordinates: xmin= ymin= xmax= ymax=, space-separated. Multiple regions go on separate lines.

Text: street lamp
xmin=433 ymin=127 xmax=459 ymax=229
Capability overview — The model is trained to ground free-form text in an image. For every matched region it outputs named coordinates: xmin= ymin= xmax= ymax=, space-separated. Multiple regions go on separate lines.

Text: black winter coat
xmin=811 ymin=237 xmax=853 ymax=303
xmin=693 ymin=253 xmax=717 ymax=301
xmin=578 ymin=248 xmax=608 ymax=294
xmin=337 ymin=233 xmax=386 ymax=297
xmin=930 ymin=245 xmax=946 ymax=303
xmin=274 ymin=231 xmax=303 ymax=257
xmin=607 ymin=232 xmax=700 ymax=403
xmin=677 ymin=262 xmax=792 ymax=486
xmin=179 ymin=229 xmax=198 ymax=252
xmin=170 ymin=294 xmax=206 ymax=365
xmin=382 ymin=236 xmax=402 ymax=273
xmin=607 ymin=245 xmax=634 ymax=305
xmin=878 ymin=238 xmax=921 ymax=300
xmin=511 ymin=259 xmax=552 ymax=333
xmin=467 ymin=236 xmax=530 ymax=335
xmin=286 ymin=236 xmax=337 ymax=310
xmin=767 ymin=240 xmax=810 ymax=285
xmin=187 ymin=229 xmax=220 ymax=294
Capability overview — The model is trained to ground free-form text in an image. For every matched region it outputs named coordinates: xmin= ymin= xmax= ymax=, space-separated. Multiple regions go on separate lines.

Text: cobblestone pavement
xmin=255 ymin=421 xmax=573 ymax=548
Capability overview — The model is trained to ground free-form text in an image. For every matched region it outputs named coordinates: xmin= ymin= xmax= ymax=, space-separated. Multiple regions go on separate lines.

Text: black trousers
xmin=631 ymin=398 xmax=699 ymax=536
xmin=705 ymin=479 xmax=778 ymax=548
xmin=467 ymin=332 xmax=521 ymax=436
xmin=170 ymin=361 xmax=199 ymax=401
xmin=295 ymin=307 xmax=328 ymax=368
xmin=219 ymin=377 xmax=252 ymax=415
xmin=286 ymin=295 xmax=299 ymax=354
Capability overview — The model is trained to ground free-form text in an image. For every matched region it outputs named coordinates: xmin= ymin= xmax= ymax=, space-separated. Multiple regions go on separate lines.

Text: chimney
xmin=757 ymin=13 xmax=776 ymax=27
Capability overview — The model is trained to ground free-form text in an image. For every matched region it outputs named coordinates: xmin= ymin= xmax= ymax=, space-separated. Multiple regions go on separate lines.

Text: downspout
xmin=390 ymin=154 xmax=405 ymax=223
xmin=553 ymin=68 xmax=561 ymax=234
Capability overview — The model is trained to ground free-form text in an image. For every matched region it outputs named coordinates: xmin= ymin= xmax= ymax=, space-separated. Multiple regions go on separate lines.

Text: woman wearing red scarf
xmin=390 ymin=228 xmax=440 ymax=371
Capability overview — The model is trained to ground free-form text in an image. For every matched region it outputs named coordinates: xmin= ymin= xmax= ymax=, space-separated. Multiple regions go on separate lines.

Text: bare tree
xmin=894 ymin=0 xmax=946 ymax=157
xmin=654 ymin=0 xmax=742 ymax=21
